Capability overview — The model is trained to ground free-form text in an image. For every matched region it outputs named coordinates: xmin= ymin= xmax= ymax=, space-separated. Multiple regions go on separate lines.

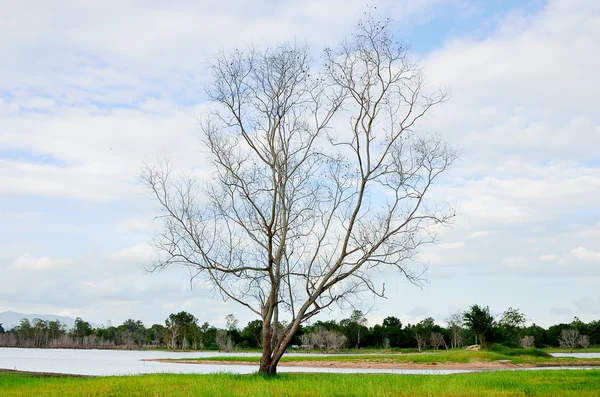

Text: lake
xmin=0 ymin=348 xmax=597 ymax=376
xmin=0 ymin=348 xmax=471 ymax=376
xmin=550 ymin=352 xmax=600 ymax=358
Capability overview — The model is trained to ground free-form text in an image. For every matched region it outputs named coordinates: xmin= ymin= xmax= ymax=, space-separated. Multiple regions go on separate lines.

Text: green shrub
xmin=487 ymin=344 xmax=550 ymax=357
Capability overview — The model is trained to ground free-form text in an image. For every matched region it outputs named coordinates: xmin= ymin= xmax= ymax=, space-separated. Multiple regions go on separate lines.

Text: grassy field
xmin=169 ymin=348 xmax=600 ymax=367
xmin=2 ymin=370 xmax=600 ymax=396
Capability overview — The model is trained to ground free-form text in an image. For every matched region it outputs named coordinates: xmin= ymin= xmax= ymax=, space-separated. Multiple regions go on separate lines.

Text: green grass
xmin=171 ymin=348 xmax=600 ymax=367
xmin=1 ymin=370 xmax=600 ymax=396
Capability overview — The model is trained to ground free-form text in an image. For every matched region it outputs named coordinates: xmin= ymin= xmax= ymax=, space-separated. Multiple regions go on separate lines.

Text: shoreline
xmin=0 ymin=368 xmax=89 ymax=378
xmin=145 ymin=358 xmax=600 ymax=371
xmin=145 ymin=358 xmax=537 ymax=371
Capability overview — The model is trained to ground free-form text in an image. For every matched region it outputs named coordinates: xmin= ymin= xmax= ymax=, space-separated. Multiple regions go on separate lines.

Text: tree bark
xmin=259 ymin=345 xmax=274 ymax=374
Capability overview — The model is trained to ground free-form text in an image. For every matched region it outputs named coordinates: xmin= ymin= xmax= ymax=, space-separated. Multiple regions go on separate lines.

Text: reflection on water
xmin=0 ymin=348 xmax=598 ymax=376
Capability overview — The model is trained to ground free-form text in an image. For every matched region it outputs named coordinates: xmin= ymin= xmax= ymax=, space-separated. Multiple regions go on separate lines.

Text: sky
xmin=1 ymin=0 xmax=599 ymax=330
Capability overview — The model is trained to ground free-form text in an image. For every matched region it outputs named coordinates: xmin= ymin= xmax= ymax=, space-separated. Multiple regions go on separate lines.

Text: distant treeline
xmin=0 ymin=305 xmax=598 ymax=351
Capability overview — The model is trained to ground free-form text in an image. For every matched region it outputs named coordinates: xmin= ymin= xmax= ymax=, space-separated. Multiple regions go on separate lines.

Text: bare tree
xmin=578 ymin=335 xmax=590 ymax=351
xmin=520 ymin=335 xmax=535 ymax=348
xmin=306 ymin=326 xmax=347 ymax=352
xmin=309 ymin=326 xmax=328 ymax=350
xmin=143 ymin=15 xmax=454 ymax=375
xmin=215 ymin=329 xmax=233 ymax=352
xmin=304 ymin=327 xmax=323 ymax=350
xmin=445 ymin=312 xmax=464 ymax=349
xmin=430 ymin=332 xmax=444 ymax=350
xmin=559 ymin=329 xmax=579 ymax=353
xmin=300 ymin=333 xmax=314 ymax=352
xmin=414 ymin=332 xmax=428 ymax=352
xmin=324 ymin=329 xmax=347 ymax=352
xmin=382 ymin=337 xmax=391 ymax=349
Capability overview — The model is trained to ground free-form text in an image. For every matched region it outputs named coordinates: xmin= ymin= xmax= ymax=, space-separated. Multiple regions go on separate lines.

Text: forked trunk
xmin=258 ymin=343 xmax=285 ymax=375
xmin=259 ymin=314 xmax=277 ymax=375
xmin=258 ymin=352 xmax=280 ymax=375
xmin=258 ymin=314 xmax=301 ymax=375
xmin=259 ymin=341 xmax=274 ymax=374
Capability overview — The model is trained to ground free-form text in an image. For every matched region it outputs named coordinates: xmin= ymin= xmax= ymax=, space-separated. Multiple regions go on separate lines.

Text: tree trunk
xmin=258 ymin=343 xmax=285 ymax=375
xmin=259 ymin=347 xmax=274 ymax=374
xmin=259 ymin=311 xmax=275 ymax=375
xmin=258 ymin=339 xmax=289 ymax=375
xmin=258 ymin=326 xmax=284 ymax=375
xmin=258 ymin=308 xmax=302 ymax=375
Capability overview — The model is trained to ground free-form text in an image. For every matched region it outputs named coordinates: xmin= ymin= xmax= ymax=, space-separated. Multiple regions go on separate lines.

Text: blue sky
xmin=1 ymin=0 xmax=599 ymax=330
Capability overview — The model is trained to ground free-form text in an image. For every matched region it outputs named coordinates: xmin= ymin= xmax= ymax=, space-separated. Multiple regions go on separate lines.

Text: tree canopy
xmin=463 ymin=305 xmax=495 ymax=346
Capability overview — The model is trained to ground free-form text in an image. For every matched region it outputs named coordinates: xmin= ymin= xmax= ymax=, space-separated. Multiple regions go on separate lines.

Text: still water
xmin=0 ymin=348 xmax=470 ymax=376
xmin=0 ymin=348 xmax=597 ymax=376
xmin=550 ymin=352 xmax=600 ymax=358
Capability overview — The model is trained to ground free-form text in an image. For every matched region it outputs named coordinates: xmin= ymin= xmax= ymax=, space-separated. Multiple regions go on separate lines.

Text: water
xmin=0 ymin=348 xmax=469 ymax=376
xmin=0 ymin=348 xmax=598 ymax=377
xmin=549 ymin=352 xmax=600 ymax=358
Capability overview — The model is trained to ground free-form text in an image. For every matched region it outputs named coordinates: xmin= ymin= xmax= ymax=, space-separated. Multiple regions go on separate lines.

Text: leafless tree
xmin=430 ymin=332 xmax=444 ymax=350
xmin=445 ymin=312 xmax=464 ymax=349
xmin=559 ymin=329 xmax=579 ymax=353
xmin=520 ymin=335 xmax=535 ymax=348
xmin=309 ymin=326 xmax=328 ymax=350
xmin=216 ymin=329 xmax=233 ymax=352
xmin=324 ymin=329 xmax=347 ymax=352
xmin=414 ymin=331 xmax=428 ymax=352
xmin=143 ymin=15 xmax=454 ymax=375
xmin=382 ymin=337 xmax=391 ymax=349
xmin=306 ymin=326 xmax=347 ymax=352
xmin=300 ymin=333 xmax=314 ymax=352
xmin=578 ymin=335 xmax=590 ymax=351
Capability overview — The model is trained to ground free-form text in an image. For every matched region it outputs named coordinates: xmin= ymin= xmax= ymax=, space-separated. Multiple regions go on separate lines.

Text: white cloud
xmin=503 ymin=256 xmax=528 ymax=268
xmin=111 ymin=243 xmax=156 ymax=267
xmin=438 ymin=241 xmax=465 ymax=249
xmin=550 ymin=307 xmax=573 ymax=317
xmin=0 ymin=159 xmax=135 ymax=200
xmin=116 ymin=218 xmax=154 ymax=234
xmin=572 ymin=296 xmax=600 ymax=315
xmin=407 ymin=306 xmax=430 ymax=317
xmin=569 ymin=247 xmax=600 ymax=263
xmin=535 ymin=247 xmax=600 ymax=267
xmin=11 ymin=254 xmax=71 ymax=270
xmin=58 ymin=309 xmax=75 ymax=317
xmin=467 ymin=230 xmax=497 ymax=239
xmin=1 ymin=0 xmax=599 ymax=328
xmin=0 ymin=100 xmax=214 ymax=201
